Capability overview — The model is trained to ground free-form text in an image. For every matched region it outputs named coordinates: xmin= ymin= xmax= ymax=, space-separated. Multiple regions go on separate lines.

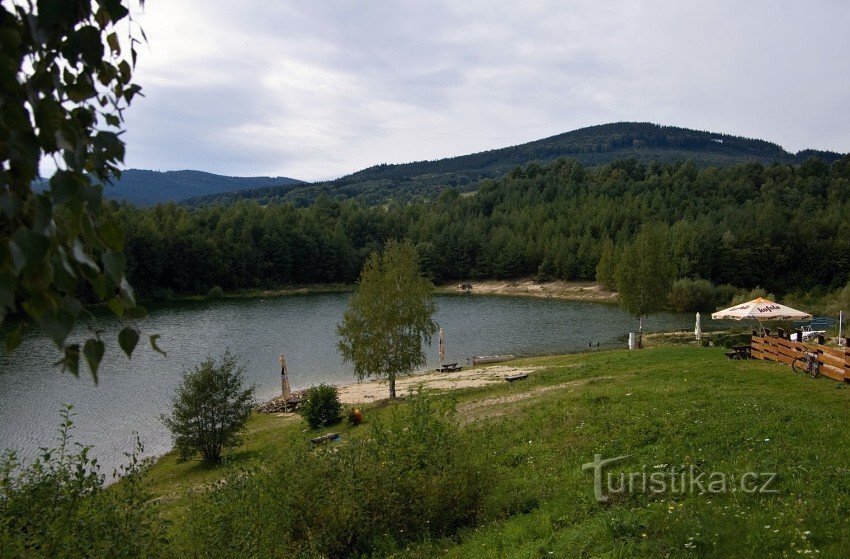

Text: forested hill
xmin=36 ymin=169 xmax=303 ymax=206
xmin=116 ymin=155 xmax=850 ymax=300
xmin=189 ymin=122 xmax=844 ymax=207
xmin=108 ymin=170 xmax=303 ymax=205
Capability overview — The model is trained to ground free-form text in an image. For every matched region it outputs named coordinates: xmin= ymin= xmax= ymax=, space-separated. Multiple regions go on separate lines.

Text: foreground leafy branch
xmin=0 ymin=0 xmax=148 ymax=377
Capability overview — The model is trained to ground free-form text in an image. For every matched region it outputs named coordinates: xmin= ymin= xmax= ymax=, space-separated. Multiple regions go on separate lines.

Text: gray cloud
xmin=123 ymin=0 xmax=850 ymax=180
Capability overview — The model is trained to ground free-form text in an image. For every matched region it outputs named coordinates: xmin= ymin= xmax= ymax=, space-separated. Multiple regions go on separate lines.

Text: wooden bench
xmin=437 ymin=363 xmax=461 ymax=372
xmin=725 ymin=346 xmax=751 ymax=360
xmin=310 ymin=432 xmax=340 ymax=445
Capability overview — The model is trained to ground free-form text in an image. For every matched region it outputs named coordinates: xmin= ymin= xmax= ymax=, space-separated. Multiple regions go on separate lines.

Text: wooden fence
xmin=751 ymin=333 xmax=849 ymax=382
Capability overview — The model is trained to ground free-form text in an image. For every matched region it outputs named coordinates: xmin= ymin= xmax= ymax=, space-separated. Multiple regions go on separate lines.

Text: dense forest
xmin=188 ymin=122 xmax=844 ymax=207
xmin=114 ymin=155 xmax=850 ymax=302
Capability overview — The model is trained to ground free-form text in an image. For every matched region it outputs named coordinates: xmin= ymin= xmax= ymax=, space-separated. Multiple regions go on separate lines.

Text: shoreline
xmin=141 ymin=279 xmax=617 ymax=306
xmin=435 ymin=279 xmax=617 ymax=303
xmin=259 ymin=361 xmax=546 ymax=410
xmin=141 ymin=283 xmax=355 ymax=305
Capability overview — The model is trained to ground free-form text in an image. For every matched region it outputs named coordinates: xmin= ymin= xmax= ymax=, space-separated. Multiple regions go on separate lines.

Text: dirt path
xmin=456 ymin=375 xmax=615 ymax=423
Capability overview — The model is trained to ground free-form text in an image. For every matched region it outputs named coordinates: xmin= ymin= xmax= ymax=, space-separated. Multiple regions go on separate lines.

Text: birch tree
xmin=338 ymin=240 xmax=437 ymax=399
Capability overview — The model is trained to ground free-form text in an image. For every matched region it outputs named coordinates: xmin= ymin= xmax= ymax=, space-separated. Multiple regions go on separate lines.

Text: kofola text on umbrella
xmin=756 ymin=304 xmax=781 ymax=313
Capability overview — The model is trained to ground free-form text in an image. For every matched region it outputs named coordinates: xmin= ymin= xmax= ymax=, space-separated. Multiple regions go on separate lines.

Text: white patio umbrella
xmin=694 ymin=312 xmax=702 ymax=341
xmin=711 ymin=297 xmax=811 ymax=333
xmin=438 ymin=328 xmax=445 ymax=364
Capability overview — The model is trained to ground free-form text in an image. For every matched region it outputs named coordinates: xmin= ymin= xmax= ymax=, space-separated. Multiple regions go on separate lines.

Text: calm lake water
xmin=0 ymin=293 xmax=702 ymax=472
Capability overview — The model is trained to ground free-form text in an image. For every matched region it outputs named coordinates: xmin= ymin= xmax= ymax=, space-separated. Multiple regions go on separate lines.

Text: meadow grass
xmin=145 ymin=345 xmax=850 ymax=558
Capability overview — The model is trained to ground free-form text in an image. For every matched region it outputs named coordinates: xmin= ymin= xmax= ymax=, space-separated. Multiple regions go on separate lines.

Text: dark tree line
xmin=111 ymin=156 xmax=850 ymax=300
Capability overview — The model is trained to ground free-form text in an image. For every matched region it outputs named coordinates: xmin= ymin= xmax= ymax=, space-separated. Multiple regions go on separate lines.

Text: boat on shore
xmin=472 ymin=354 xmax=515 ymax=365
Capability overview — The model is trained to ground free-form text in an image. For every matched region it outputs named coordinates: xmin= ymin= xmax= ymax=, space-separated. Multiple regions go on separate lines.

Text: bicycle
xmin=792 ymin=351 xmax=820 ymax=378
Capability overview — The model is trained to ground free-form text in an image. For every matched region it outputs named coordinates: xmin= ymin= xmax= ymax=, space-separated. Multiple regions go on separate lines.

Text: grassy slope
xmin=146 ymin=346 xmax=850 ymax=558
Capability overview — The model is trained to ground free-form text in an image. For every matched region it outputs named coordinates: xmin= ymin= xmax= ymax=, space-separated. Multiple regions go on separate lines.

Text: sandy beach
xmin=437 ymin=279 xmax=617 ymax=303
xmin=260 ymin=363 xmax=545 ymax=412
xmin=336 ymin=364 xmax=543 ymax=403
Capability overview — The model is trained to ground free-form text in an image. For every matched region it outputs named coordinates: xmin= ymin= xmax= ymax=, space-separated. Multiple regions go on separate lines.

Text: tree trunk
xmin=638 ymin=315 xmax=644 ymax=349
xmin=389 ymin=373 xmax=396 ymax=399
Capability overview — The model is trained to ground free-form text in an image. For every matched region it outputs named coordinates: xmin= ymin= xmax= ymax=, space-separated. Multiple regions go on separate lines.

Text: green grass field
xmin=146 ymin=346 xmax=850 ymax=558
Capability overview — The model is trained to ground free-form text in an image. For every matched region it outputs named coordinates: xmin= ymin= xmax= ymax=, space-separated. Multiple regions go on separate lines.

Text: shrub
xmin=161 ymin=351 xmax=255 ymax=463
xmin=206 ymin=285 xmax=224 ymax=299
xmin=347 ymin=407 xmax=363 ymax=426
xmin=714 ymin=284 xmax=739 ymax=307
xmin=668 ymin=278 xmax=716 ymax=311
xmin=301 ymin=384 xmax=342 ymax=429
xmin=175 ymin=390 xmax=488 ymax=558
xmin=827 ymin=280 xmax=850 ymax=314
xmin=731 ymin=286 xmax=775 ymax=305
xmin=710 ymin=331 xmax=753 ymax=348
xmin=0 ymin=406 xmax=166 ymax=557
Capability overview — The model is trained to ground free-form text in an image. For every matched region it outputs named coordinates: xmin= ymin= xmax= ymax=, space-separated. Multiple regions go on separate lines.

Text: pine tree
xmin=595 ymin=238 xmax=618 ymax=290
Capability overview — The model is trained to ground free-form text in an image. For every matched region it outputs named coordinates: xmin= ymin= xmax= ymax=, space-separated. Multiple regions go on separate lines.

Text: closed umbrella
xmin=694 ymin=312 xmax=702 ymax=341
xmin=438 ymin=328 xmax=445 ymax=365
xmin=279 ymin=353 xmax=291 ymax=401
xmin=712 ymin=297 xmax=811 ymax=333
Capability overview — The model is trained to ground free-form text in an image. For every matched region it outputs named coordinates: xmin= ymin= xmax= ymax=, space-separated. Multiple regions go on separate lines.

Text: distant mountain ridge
xmin=33 ymin=169 xmax=303 ymax=206
xmin=189 ymin=122 xmax=844 ymax=207
xmin=110 ymin=169 xmax=303 ymax=205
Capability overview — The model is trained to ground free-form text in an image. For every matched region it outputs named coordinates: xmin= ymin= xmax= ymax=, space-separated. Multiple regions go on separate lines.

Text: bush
xmin=301 ymin=384 xmax=342 ymax=429
xmin=206 ymin=285 xmax=224 ymax=299
xmin=668 ymin=278 xmax=716 ymax=311
xmin=161 ymin=351 xmax=255 ymax=463
xmin=731 ymin=286 xmax=775 ymax=305
xmin=827 ymin=280 xmax=850 ymax=314
xmin=347 ymin=406 xmax=363 ymax=426
xmin=175 ymin=390 xmax=488 ymax=558
xmin=0 ymin=406 xmax=166 ymax=558
xmin=714 ymin=284 xmax=739 ymax=307
xmin=710 ymin=331 xmax=753 ymax=348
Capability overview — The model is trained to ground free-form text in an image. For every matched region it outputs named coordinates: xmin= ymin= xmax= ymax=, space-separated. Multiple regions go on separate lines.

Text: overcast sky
xmin=124 ymin=1 xmax=850 ymax=181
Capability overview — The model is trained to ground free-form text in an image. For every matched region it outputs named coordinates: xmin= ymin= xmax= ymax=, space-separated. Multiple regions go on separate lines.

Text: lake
xmin=0 ymin=293 xmax=703 ymax=472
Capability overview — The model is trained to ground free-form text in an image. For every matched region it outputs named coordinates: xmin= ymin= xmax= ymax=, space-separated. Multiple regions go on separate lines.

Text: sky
xmin=124 ymin=0 xmax=850 ymax=181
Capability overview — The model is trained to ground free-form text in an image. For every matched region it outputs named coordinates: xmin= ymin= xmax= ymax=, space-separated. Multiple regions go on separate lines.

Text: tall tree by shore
xmin=615 ymin=224 xmax=674 ymax=348
xmin=338 ymin=240 xmax=438 ymax=399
